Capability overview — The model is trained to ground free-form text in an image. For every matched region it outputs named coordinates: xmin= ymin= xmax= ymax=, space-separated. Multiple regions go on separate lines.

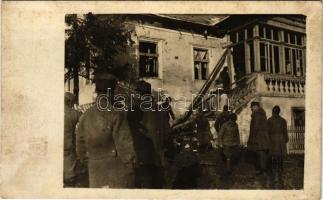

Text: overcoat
xmin=247 ymin=108 xmax=270 ymax=151
xmin=77 ymin=105 xmax=136 ymax=188
xmin=267 ymin=115 xmax=289 ymax=156
xmin=128 ymin=97 xmax=164 ymax=166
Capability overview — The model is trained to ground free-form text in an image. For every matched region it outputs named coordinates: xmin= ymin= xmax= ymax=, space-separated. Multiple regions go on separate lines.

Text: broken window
xmin=259 ymin=42 xmax=280 ymax=73
xmin=139 ymin=41 xmax=158 ymax=78
xmin=284 ymin=46 xmax=304 ymax=76
xmin=193 ymin=48 xmax=209 ymax=80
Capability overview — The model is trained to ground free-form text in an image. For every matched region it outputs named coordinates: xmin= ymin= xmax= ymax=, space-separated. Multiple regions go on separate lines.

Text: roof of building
xmin=154 ymin=14 xmax=229 ymax=26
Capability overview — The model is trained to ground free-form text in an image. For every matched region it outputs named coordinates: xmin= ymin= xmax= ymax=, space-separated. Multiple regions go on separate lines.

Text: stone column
xmin=244 ymin=29 xmax=251 ymax=74
xmin=253 ymin=25 xmax=261 ymax=72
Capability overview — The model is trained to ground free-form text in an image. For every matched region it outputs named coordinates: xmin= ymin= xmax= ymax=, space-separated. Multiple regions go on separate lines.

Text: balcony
xmin=229 ymin=72 xmax=305 ymax=112
xmin=257 ymin=73 xmax=305 ymax=97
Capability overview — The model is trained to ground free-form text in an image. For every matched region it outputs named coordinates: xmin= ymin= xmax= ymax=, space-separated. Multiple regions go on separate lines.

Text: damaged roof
xmin=154 ymin=14 xmax=229 ymax=26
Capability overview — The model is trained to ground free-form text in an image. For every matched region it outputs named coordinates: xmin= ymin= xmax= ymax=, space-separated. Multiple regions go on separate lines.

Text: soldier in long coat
xmin=267 ymin=106 xmax=289 ymax=188
xmin=128 ymin=81 xmax=164 ymax=188
xmin=76 ymin=72 xmax=136 ymax=188
xmin=64 ymin=92 xmax=81 ymax=186
xmin=247 ymin=101 xmax=270 ymax=175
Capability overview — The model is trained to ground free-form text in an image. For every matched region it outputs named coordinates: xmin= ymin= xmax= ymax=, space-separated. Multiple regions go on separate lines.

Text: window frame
xmin=138 ymin=40 xmax=159 ymax=78
xmin=193 ymin=47 xmax=210 ymax=81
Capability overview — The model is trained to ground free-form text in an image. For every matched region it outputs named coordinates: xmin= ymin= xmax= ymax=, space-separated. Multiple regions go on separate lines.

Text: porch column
xmin=302 ymin=35 xmax=306 ymax=76
xmin=253 ymin=25 xmax=261 ymax=72
xmin=244 ymin=29 xmax=251 ymax=74
xmin=226 ymin=34 xmax=234 ymax=83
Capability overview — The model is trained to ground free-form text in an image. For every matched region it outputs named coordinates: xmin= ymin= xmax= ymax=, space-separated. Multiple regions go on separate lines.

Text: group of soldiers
xmin=64 ymin=72 xmax=175 ymax=188
xmin=215 ymin=101 xmax=289 ymax=188
xmin=64 ymin=71 xmax=290 ymax=189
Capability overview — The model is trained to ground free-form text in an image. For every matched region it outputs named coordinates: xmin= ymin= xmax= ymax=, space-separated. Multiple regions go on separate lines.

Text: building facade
xmin=216 ymin=15 xmax=306 ymax=145
xmin=65 ymin=14 xmax=227 ymax=113
xmin=65 ymin=14 xmax=306 ymax=147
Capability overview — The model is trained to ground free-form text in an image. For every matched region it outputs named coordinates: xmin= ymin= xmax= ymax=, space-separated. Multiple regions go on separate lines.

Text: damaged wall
xmin=134 ymin=24 xmax=226 ymax=115
xmin=65 ymin=22 xmax=227 ymax=116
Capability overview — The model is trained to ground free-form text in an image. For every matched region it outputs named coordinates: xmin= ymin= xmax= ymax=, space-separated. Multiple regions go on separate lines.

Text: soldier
xmin=214 ymin=105 xmax=230 ymax=134
xmin=218 ymin=66 xmax=230 ymax=91
xmin=160 ymin=96 xmax=176 ymax=152
xmin=64 ymin=92 xmax=81 ymax=186
xmin=194 ymin=110 xmax=211 ymax=152
xmin=214 ymin=105 xmax=231 ymax=160
xmin=247 ymin=101 xmax=270 ymax=176
xmin=218 ymin=113 xmax=240 ymax=175
xmin=128 ymin=80 xmax=164 ymax=188
xmin=76 ymin=72 xmax=136 ymax=188
xmin=267 ymin=106 xmax=289 ymax=188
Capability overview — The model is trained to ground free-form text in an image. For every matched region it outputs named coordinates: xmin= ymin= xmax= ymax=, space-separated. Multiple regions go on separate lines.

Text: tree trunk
xmin=73 ymin=66 xmax=79 ymax=105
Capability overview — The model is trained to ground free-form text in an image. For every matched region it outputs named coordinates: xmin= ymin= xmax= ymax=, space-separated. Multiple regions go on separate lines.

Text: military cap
xmin=135 ymin=80 xmax=151 ymax=94
xmin=272 ymin=105 xmax=281 ymax=114
xmin=94 ymin=71 xmax=117 ymax=93
xmin=229 ymin=113 xmax=237 ymax=121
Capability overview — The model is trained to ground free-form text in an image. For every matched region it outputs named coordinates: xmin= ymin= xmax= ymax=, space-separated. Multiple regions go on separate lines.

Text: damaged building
xmin=65 ymin=14 xmax=305 ymax=151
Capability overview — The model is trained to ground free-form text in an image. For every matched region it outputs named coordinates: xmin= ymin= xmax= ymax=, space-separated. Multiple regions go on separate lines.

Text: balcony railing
xmin=261 ymin=73 xmax=305 ymax=97
xmin=229 ymin=72 xmax=305 ymax=113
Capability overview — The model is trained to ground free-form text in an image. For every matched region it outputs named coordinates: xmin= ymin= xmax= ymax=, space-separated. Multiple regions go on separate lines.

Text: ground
xmin=72 ymin=149 xmax=304 ymax=189
xmin=198 ymin=149 xmax=304 ymax=189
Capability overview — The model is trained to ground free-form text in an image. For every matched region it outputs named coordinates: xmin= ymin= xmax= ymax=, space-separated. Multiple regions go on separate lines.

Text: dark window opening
xmin=194 ymin=48 xmax=209 ymax=80
xmin=298 ymin=50 xmax=304 ymax=76
xmin=238 ymin=30 xmax=244 ymax=42
xmin=232 ymin=44 xmax=246 ymax=76
xmin=139 ymin=41 xmax=158 ymax=77
xmin=290 ymin=33 xmax=296 ymax=44
xmin=292 ymin=108 xmax=305 ymax=127
xmin=249 ymin=42 xmax=255 ymax=72
xmin=259 ymin=25 xmax=265 ymax=38
xmin=274 ymin=45 xmax=280 ymax=73
xmin=269 ymin=45 xmax=273 ymax=73
xmin=260 ymin=42 xmax=266 ymax=72
xmin=230 ymin=32 xmax=237 ymax=43
xmin=297 ymin=35 xmax=302 ymax=45
xmin=273 ymin=28 xmax=279 ymax=41
xmin=284 ymin=32 xmax=289 ymax=43
xmin=265 ymin=27 xmax=271 ymax=40
xmin=292 ymin=49 xmax=297 ymax=75
xmin=247 ymin=27 xmax=254 ymax=39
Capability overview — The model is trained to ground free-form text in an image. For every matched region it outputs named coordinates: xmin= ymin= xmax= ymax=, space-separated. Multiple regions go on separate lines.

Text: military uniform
xmin=76 ymin=72 xmax=136 ymax=188
xmin=267 ymin=108 xmax=289 ymax=188
xmin=77 ymin=105 xmax=136 ymax=188
xmin=64 ymin=105 xmax=80 ymax=183
xmin=248 ymin=105 xmax=270 ymax=174
xmin=128 ymin=81 xmax=165 ymax=188
xmin=64 ymin=92 xmax=81 ymax=185
xmin=194 ymin=113 xmax=211 ymax=152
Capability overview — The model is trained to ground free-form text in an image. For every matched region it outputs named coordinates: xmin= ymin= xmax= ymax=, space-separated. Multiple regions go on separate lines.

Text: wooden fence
xmin=287 ymin=126 xmax=305 ymax=154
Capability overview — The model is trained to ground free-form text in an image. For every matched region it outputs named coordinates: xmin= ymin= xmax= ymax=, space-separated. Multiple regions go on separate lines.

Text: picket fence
xmin=287 ymin=126 xmax=305 ymax=154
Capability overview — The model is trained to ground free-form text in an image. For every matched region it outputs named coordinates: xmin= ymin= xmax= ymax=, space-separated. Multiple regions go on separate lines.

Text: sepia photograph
xmin=64 ymin=14 xmax=306 ymax=189
xmin=2 ymin=1 xmax=322 ymax=198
